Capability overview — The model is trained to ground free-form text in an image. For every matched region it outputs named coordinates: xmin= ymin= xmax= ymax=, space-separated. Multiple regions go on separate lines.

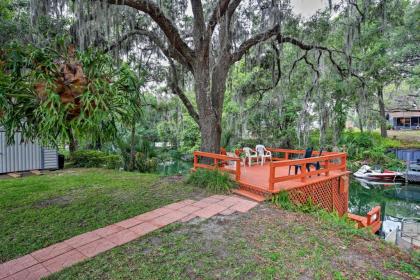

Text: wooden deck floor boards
xmin=225 ymin=163 xmax=347 ymax=194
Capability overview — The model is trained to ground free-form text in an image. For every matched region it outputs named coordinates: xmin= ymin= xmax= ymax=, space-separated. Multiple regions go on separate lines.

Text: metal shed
xmin=0 ymin=127 xmax=58 ymax=174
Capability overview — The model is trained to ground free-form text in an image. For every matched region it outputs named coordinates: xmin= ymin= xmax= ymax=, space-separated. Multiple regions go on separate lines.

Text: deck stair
xmin=233 ymin=183 xmax=270 ymax=202
xmin=232 ymin=189 xmax=266 ymax=202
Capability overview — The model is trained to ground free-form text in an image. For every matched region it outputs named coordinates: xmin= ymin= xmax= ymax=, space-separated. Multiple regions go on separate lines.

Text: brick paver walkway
xmin=0 ymin=195 xmax=258 ymax=280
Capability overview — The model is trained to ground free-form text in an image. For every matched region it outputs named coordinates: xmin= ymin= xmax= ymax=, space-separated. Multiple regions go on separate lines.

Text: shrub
xmin=271 ymin=191 xmax=294 ymax=210
xmin=70 ymin=150 xmax=121 ymax=169
xmin=186 ymin=169 xmax=235 ymax=193
xmin=272 ymin=191 xmax=319 ymax=213
xmin=134 ymin=152 xmax=159 ymax=172
xmin=103 ymin=155 xmax=122 ymax=169
xmin=340 ymin=131 xmax=405 ymax=170
xmin=271 ymin=191 xmax=371 ymax=239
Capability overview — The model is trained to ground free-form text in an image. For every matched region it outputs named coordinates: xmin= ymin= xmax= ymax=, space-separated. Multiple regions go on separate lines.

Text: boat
xmin=354 ymin=177 xmax=402 ymax=189
xmin=404 ymin=160 xmax=420 ymax=183
xmin=353 ymin=165 xmax=404 ymax=182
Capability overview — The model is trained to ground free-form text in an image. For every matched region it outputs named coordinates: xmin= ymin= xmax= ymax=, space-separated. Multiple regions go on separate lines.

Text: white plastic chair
xmin=255 ymin=145 xmax=272 ymax=165
xmin=243 ymin=147 xmax=258 ymax=166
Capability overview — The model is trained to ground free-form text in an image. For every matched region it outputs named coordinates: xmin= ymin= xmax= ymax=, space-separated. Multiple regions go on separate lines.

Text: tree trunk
xmin=193 ymin=55 xmax=228 ymax=154
xmin=68 ymin=128 xmax=78 ymax=155
xmin=94 ymin=136 xmax=102 ymax=150
xmin=377 ymin=85 xmax=388 ymax=138
xmin=355 ymin=101 xmax=364 ymax=133
xmin=129 ymin=121 xmax=136 ymax=171
xmin=199 ymin=115 xmax=222 ymax=153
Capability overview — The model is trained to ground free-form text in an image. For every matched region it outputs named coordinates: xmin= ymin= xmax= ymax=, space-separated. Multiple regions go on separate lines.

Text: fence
xmin=268 ymin=152 xmax=347 ymax=191
xmin=193 ymin=151 xmax=241 ymax=181
xmin=287 ymin=175 xmax=350 ymax=216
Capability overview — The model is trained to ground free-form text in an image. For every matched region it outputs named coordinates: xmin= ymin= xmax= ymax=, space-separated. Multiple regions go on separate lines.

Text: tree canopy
xmin=0 ymin=0 xmax=418 ymax=159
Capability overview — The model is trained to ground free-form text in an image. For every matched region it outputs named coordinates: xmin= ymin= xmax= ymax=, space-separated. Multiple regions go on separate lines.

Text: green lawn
xmin=48 ymin=205 xmax=419 ymax=280
xmin=0 ymin=168 xmax=210 ymax=262
xmin=1 ymin=168 xmax=418 ymax=279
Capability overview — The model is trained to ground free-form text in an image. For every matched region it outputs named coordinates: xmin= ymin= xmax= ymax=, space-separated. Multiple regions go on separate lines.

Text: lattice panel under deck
xmin=287 ymin=176 xmax=348 ymax=216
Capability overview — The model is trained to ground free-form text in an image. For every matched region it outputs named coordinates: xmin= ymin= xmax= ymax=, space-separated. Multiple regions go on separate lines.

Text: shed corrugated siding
xmin=0 ymin=129 xmax=6 ymax=173
xmin=42 ymin=148 xmax=58 ymax=169
xmin=0 ymin=129 xmax=58 ymax=173
xmin=0 ymin=130 xmax=42 ymax=173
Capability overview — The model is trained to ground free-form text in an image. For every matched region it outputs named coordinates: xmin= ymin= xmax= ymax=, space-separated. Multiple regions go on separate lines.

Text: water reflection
xmin=349 ymin=177 xmax=420 ymax=233
xmin=157 ymin=159 xmax=192 ymax=176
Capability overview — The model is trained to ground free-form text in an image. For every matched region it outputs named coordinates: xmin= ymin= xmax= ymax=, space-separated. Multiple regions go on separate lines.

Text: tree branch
xmin=288 ymin=52 xmax=307 ymax=81
xmin=206 ymin=0 xmax=231 ymax=36
xmin=191 ymin=0 xmax=206 ymax=47
xmin=168 ymin=60 xmax=200 ymax=124
xmin=104 ymin=28 xmax=192 ymax=71
xmin=227 ymin=0 xmax=242 ymax=20
xmin=276 ymin=35 xmax=364 ymax=83
xmin=349 ymin=0 xmax=365 ymax=21
xmin=231 ymin=25 xmax=280 ymax=63
xmin=107 ymin=0 xmax=195 ymax=63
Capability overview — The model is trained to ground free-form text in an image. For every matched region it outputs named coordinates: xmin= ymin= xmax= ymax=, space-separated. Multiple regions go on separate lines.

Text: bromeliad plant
xmin=0 ymin=39 xmax=138 ymax=146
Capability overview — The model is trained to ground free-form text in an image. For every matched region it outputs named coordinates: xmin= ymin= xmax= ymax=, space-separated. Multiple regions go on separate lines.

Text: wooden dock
xmin=193 ymin=148 xmax=349 ymax=214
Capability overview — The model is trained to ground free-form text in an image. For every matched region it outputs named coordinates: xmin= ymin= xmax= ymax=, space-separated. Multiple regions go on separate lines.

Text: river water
xmin=349 ymin=178 xmax=420 ymax=234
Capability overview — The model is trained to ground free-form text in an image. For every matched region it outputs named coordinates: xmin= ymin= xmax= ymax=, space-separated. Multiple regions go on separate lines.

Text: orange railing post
xmin=235 ymin=159 xmax=241 ymax=181
xmin=367 ymin=206 xmax=381 ymax=225
xmin=268 ymin=152 xmax=348 ymax=185
xmin=269 ymin=163 xmax=275 ymax=191
xmin=193 ymin=152 xmax=198 ymax=169
xmin=341 ymin=154 xmax=347 ymax=171
xmin=301 ymin=162 xmax=307 ymax=182
xmin=324 ymin=158 xmax=330 ymax=176
xmin=193 ymin=151 xmax=242 ymax=182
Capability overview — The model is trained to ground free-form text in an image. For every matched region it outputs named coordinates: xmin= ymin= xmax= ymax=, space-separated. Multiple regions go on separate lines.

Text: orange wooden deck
xmin=193 ymin=149 xmax=350 ymax=214
xmin=224 ymin=163 xmax=348 ymax=194
xmin=192 ymin=149 xmax=381 ymax=232
xmin=193 ymin=148 xmax=348 ymax=194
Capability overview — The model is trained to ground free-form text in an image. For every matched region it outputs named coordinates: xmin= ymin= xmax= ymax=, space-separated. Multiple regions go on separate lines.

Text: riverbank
xmin=387 ymin=130 xmax=420 ymax=148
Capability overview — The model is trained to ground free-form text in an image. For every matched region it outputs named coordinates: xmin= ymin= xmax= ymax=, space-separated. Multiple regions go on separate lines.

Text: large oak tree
xmin=103 ymin=0 xmax=348 ymax=153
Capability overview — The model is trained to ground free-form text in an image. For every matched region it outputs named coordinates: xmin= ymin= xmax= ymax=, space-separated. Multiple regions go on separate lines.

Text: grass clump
xmin=186 ymin=168 xmax=235 ymax=193
xmin=271 ymin=191 xmax=370 ymax=240
xmin=271 ymin=191 xmax=321 ymax=213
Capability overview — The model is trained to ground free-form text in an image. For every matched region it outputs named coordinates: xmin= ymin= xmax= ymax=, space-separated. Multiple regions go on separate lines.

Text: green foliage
xmin=186 ymin=169 xmax=235 ymax=193
xmin=116 ymin=133 xmax=159 ymax=172
xmin=271 ymin=191 xmax=294 ymax=210
xmin=133 ymin=153 xmax=159 ymax=173
xmin=272 ymin=191 xmax=320 ymax=213
xmin=0 ymin=38 xmax=146 ymax=148
xmin=179 ymin=116 xmax=200 ymax=153
xmin=70 ymin=150 xmax=121 ymax=169
xmin=272 ymin=191 xmax=372 ymax=239
xmin=339 ymin=131 xmax=405 ymax=170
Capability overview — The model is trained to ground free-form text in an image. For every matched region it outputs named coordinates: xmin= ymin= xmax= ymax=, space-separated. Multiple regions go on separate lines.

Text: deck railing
xmin=193 ymin=149 xmax=347 ymax=191
xmin=193 ymin=151 xmax=241 ymax=181
xmin=268 ymin=152 xmax=347 ymax=191
xmin=234 ymin=148 xmax=331 ymax=161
